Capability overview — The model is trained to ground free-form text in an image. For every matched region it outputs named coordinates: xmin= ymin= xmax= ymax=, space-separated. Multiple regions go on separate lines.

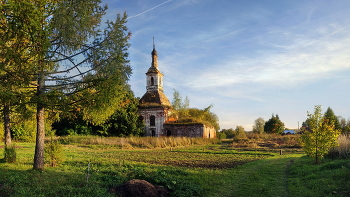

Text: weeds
xmin=45 ymin=138 xmax=64 ymax=167
xmin=4 ymin=144 xmax=16 ymax=163
xmin=327 ymin=135 xmax=350 ymax=159
xmin=57 ymin=136 xmax=219 ymax=149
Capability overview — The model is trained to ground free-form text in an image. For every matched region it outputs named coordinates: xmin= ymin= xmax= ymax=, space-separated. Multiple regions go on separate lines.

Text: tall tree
xmin=264 ymin=114 xmax=285 ymax=134
xmin=324 ymin=107 xmax=341 ymax=130
xmin=252 ymin=117 xmax=265 ymax=134
xmin=1 ymin=0 xmax=132 ymax=170
xmin=0 ymin=0 xmax=41 ymax=155
xmin=171 ymin=89 xmax=189 ymax=118
xmin=300 ymin=105 xmax=340 ymax=164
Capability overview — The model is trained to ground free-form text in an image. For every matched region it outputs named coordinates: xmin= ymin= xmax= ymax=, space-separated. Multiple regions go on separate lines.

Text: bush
xmin=4 ymin=144 xmax=16 ymax=163
xmin=216 ymin=132 xmax=226 ymax=139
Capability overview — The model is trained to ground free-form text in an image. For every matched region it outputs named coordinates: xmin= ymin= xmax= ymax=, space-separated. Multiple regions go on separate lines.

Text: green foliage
xmin=1 ymin=0 xmax=132 ymax=170
xmin=264 ymin=114 xmax=285 ymax=134
xmin=233 ymin=126 xmax=247 ymax=140
xmin=252 ymin=117 xmax=265 ymax=134
xmin=4 ymin=144 xmax=16 ymax=163
xmin=324 ymin=107 xmax=341 ymax=130
xmin=53 ymin=91 xmax=144 ymax=137
xmin=45 ymin=138 xmax=64 ymax=167
xmin=171 ymin=89 xmax=190 ymax=118
xmin=221 ymin=127 xmax=247 ymax=140
xmin=300 ymin=105 xmax=341 ymax=164
xmin=221 ymin=128 xmax=235 ymax=138
xmin=216 ymin=132 xmax=227 ymax=139
xmin=170 ymin=90 xmax=220 ymax=131
xmin=103 ymin=92 xmax=144 ymax=136
xmin=11 ymin=121 xmax=36 ymax=142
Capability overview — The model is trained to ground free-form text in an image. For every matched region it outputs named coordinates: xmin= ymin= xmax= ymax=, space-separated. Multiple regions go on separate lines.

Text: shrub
xmin=216 ymin=132 xmax=226 ymax=139
xmin=45 ymin=139 xmax=64 ymax=167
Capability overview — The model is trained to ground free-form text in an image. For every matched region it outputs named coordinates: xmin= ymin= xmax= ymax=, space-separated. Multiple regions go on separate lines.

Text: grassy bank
xmin=0 ymin=137 xmax=349 ymax=196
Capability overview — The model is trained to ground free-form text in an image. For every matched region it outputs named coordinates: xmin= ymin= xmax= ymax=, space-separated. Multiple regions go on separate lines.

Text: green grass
xmin=0 ymin=139 xmax=350 ymax=196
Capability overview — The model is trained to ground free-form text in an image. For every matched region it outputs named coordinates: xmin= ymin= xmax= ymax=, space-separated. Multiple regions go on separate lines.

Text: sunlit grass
xmin=0 ymin=136 xmax=349 ymax=196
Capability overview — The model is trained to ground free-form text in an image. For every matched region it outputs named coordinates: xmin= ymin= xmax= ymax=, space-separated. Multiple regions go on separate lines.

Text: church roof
xmin=139 ymin=90 xmax=171 ymax=109
xmin=146 ymin=65 xmax=161 ymax=74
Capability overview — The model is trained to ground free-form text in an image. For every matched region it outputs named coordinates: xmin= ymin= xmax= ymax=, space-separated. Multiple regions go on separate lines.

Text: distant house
xmin=138 ymin=44 xmax=216 ymax=138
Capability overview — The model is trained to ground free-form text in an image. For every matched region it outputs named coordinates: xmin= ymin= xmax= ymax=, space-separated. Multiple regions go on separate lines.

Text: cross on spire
xmin=153 ymin=37 xmax=155 ymax=49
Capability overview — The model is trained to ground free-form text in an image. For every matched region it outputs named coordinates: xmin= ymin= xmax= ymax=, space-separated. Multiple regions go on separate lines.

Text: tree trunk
xmin=3 ymin=103 xmax=11 ymax=146
xmin=33 ymin=72 xmax=45 ymax=170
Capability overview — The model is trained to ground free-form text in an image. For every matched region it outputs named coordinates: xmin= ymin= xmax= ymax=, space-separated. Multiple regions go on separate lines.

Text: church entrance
xmin=151 ymin=130 xmax=156 ymax=137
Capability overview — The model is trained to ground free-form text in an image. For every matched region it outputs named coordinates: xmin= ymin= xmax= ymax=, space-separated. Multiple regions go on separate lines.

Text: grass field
xmin=0 ymin=137 xmax=350 ymax=196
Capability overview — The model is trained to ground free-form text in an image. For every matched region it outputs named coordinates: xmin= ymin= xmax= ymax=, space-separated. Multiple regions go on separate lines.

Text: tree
xmin=216 ymin=131 xmax=226 ymax=139
xmin=171 ymin=89 xmax=189 ymax=118
xmin=338 ymin=116 xmax=348 ymax=134
xmin=171 ymin=90 xmax=220 ymax=131
xmin=324 ymin=107 xmax=341 ymax=130
xmin=94 ymin=91 xmax=144 ymax=136
xmin=1 ymin=0 xmax=132 ymax=170
xmin=233 ymin=126 xmax=247 ymax=140
xmin=53 ymin=91 xmax=144 ymax=137
xmin=264 ymin=114 xmax=285 ymax=134
xmin=300 ymin=105 xmax=340 ymax=164
xmin=221 ymin=128 xmax=235 ymax=138
xmin=0 ymin=0 xmax=43 ymax=160
xmin=252 ymin=117 xmax=265 ymax=134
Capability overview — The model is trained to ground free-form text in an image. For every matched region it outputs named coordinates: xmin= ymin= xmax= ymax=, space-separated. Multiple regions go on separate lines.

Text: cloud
xmin=172 ymin=21 xmax=350 ymax=92
xmin=127 ymin=0 xmax=173 ymax=19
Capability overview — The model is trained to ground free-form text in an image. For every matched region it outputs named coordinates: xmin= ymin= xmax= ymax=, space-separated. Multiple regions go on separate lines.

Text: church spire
xmin=151 ymin=37 xmax=158 ymax=67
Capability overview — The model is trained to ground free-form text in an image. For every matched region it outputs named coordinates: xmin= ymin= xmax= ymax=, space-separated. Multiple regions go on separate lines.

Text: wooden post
xmin=279 ymin=149 xmax=283 ymax=155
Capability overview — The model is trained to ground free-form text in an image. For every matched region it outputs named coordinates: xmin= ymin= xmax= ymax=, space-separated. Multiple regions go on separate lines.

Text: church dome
xmin=152 ymin=48 xmax=158 ymax=56
xmin=147 ymin=66 xmax=161 ymax=74
xmin=139 ymin=90 xmax=171 ymax=109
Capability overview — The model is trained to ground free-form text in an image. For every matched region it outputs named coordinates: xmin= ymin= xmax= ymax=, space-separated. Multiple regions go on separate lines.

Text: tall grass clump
xmin=58 ymin=135 xmax=219 ymax=149
xmin=45 ymin=138 xmax=64 ymax=167
xmin=327 ymin=135 xmax=350 ymax=159
xmin=4 ymin=144 xmax=16 ymax=163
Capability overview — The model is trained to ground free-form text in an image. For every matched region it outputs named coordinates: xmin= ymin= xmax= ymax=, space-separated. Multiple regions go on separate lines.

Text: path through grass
xmin=197 ymin=155 xmax=300 ymax=197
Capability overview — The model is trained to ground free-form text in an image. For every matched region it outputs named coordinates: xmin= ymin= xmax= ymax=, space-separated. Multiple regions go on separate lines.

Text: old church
xmin=138 ymin=44 xmax=216 ymax=138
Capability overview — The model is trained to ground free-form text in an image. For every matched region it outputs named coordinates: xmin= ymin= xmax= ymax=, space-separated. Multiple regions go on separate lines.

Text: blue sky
xmin=103 ymin=0 xmax=350 ymax=130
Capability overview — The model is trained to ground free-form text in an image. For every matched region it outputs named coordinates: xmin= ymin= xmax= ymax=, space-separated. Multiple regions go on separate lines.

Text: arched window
xmin=151 ymin=130 xmax=156 ymax=137
xmin=167 ymin=130 xmax=172 ymax=137
xmin=151 ymin=77 xmax=154 ymax=86
xmin=150 ymin=115 xmax=155 ymax=126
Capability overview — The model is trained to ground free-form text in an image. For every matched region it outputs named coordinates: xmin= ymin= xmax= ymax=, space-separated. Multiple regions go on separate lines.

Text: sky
xmin=102 ymin=0 xmax=350 ymax=130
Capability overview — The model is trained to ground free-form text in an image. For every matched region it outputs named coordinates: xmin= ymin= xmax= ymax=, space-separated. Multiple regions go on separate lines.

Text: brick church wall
xmin=163 ymin=123 xmax=216 ymax=138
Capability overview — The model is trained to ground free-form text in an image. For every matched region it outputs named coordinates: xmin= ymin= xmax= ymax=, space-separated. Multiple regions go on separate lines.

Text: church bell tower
xmin=138 ymin=40 xmax=171 ymax=137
